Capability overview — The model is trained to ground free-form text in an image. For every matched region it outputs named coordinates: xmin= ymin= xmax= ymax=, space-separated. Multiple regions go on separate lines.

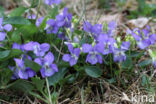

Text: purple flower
xmin=44 ymin=0 xmax=62 ymax=5
xmin=14 ymin=58 xmax=36 ymax=79
xmin=82 ymin=44 xmax=103 ymax=65
xmin=113 ymin=49 xmax=126 ymax=63
xmin=27 ymin=14 xmax=36 ymax=19
xmin=45 ymin=19 xmax=58 ymax=34
xmin=130 ymin=28 xmax=152 ymax=49
xmin=12 ymin=42 xmax=24 ymax=51
xmin=35 ymin=52 xmax=58 ymax=78
xmin=83 ymin=21 xmax=102 ymax=40
xmin=23 ymin=41 xmax=50 ymax=57
xmin=120 ymin=41 xmax=130 ymax=50
xmin=9 ymin=66 xmax=19 ymax=80
xmin=113 ymin=41 xmax=130 ymax=62
xmin=36 ymin=17 xmax=44 ymax=27
xmin=63 ymin=44 xmax=81 ymax=66
xmin=97 ymin=34 xmax=116 ymax=55
xmin=149 ymin=34 xmax=156 ymax=45
xmin=0 ymin=17 xmax=12 ymax=41
xmin=107 ymin=21 xmax=116 ymax=37
xmin=56 ymin=8 xmax=72 ymax=28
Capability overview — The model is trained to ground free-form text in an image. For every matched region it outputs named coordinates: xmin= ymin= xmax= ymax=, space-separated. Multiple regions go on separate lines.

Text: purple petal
xmin=86 ymin=54 xmax=98 ymax=65
xmin=40 ymin=68 xmax=45 ymax=78
xmin=83 ymin=21 xmax=92 ymax=33
xmin=46 ymin=19 xmax=55 ymax=26
xmin=26 ymin=68 xmax=36 ymax=78
xmin=137 ymin=39 xmax=151 ymax=49
xmin=97 ymin=54 xmax=103 ymax=64
xmin=45 ymin=68 xmax=55 ymax=77
xmin=18 ymin=70 xmax=29 ymax=79
xmin=40 ymin=43 xmax=50 ymax=52
xmin=23 ymin=41 xmax=34 ymax=51
xmin=27 ymin=14 xmax=36 ymax=19
xmin=34 ymin=58 xmax=42 ymax=65
xmin=94 ymin=43 xmax=104 ymax=53
xmin=51 ymin=64 xmax=58 ymax=72
xmin=62 ymin=54 xmax=71 ymax=62
xmin=98 ymin=34 xmax=108 ymax=42
xmin=0 ymin=32 xmax=6 ymax=41
xmin=149 ymin=34 xmax=156 ymax=44
xmin=121 ymin=41 xmax=130 ymax=50
xmin=69 ymin=57 xmax=77 ymax=66
xmin=3 ymin=24 xmax=12 ymax=32
xmin=12 ymin=43 xmax=21 ymax=49
xmin=67 ymin=44 xmax=73 ymax=53
xmin=14 ymin=58 xmax=24 ymax=69
xmin=82 ymin=44 xmax=92 ymax=53
xmin=74 ymin=48 xmax=81 ymax=57
xmin=132 ymin=32 xmax=141 ymax=41
xmin=108 ymin=21 xmax=116 ymax=30
xmin=44 ymin=52 xmax=54 ymax=64
xmin=36 ymin=17 xmax=44 ymax=27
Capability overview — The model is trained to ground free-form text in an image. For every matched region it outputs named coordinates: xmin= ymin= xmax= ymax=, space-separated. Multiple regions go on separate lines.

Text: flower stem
xmin=45 ymin=77 xmax=52 ymax=104
xmin=36 ymin=0 xmax=41 ymax=20
xmin=109 ymin=54 xmax=113 ymax=76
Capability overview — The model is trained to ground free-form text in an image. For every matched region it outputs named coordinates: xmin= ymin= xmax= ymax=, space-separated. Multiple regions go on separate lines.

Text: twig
xmin=0 ymin=99 xmax=11 ymax=104
xmin=51 ymin=43 xmax=64 ymax=55
xmin=57 ymin=40 xmax=64 ymax=63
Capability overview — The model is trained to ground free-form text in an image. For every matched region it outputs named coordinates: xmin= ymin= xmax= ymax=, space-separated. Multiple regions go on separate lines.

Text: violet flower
xmin=35 ymin=52 xmax=58 ymax=78
xmin=9 ymin=66 xmax=19 ymax=80
xmin=23 ymin=41 xmax=50 ymax=57
xmin=129 ymin=28 xmax=151 ymax=49
xmin=56 ymin=8 xmax=72 ymax=28
xmin=82 ymin=44 xmax=103 ymax=65
xmin=36 ymin=17 xmax=44 ymax=27
xmin=107 ymin=21 xmax=116 ymax=37
xmin=45 ymin=19 xmax=58 ymax=34
xmin=27 ymin=14 xmax=36 ymax=19
xmin=12 ymin=42 xmax=24 ymax=51
xmin=14 ymin=57 xmax=36 ymax=79
xmin=97 ymin=34 xmax=116 ymax=55
xmin=113 ymin=41 xmax=130 ymax=62
xmin=63 ymin=44 xmax=81 ymax=66
xmin=83 ymin=21 xmax=102 ymax=40
xmin=0 ymin=17 xmax=12 ymax=41
xmin=44 ymin=0 xmax=62 ymax=5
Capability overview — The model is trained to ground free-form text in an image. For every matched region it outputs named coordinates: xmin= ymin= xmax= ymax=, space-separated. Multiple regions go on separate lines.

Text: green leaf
xmin=0 ymin=50 xmax=11 ymax=61
xmin=20 ymin=24 xmax=38 ymax=39
xmin=142 ymin=74 xmax=149 ymax=86
xmin=32 ymin=77 xmax=45 ymax=91
xmin=9 ymin=7 xmax=27 ymax=17
xmin=11 ymin=24 xmax=37 ymax=42
xmin=0 ymin=6 xmax=5 ymax=17
xmin=130 ymin=51 xmax=144 ymax=58
xmin=11 ymin=30 xmax=21 ymax=43
xmin=39 ymin=16 xmax=48 ymax=30
xmin=48 ymin=68 xmax=67 ymax=86
xmin=138 ymin=59 xmax=152 ymax=67
xmin=122 ymin=56 xmax=133 ymax=69
xmin=8 ymin=79 xmax=34 ymax=93
xmin=0 ymin=49 xmax=23 ymax=61
xmin=48 ymin=6 xmax=58 ymax=18
xmin=8 ymin=49 xmax=23 ymax=58
xmin=25 ymin=59 xmax=41 ymax=72
xmin=3 ymin=16 xmax=31 ymax=25
xmin=0 ymin=68 xmax=12 ymax=88
xmin=85 ymin=66 xmax=102 ymax=78
xmin=31 ymin=0 xmax=39 ymax=8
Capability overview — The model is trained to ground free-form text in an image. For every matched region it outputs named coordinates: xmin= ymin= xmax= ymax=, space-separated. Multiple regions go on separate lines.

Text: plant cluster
xmin=0 ymin=0 xmax=156 ymax=103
